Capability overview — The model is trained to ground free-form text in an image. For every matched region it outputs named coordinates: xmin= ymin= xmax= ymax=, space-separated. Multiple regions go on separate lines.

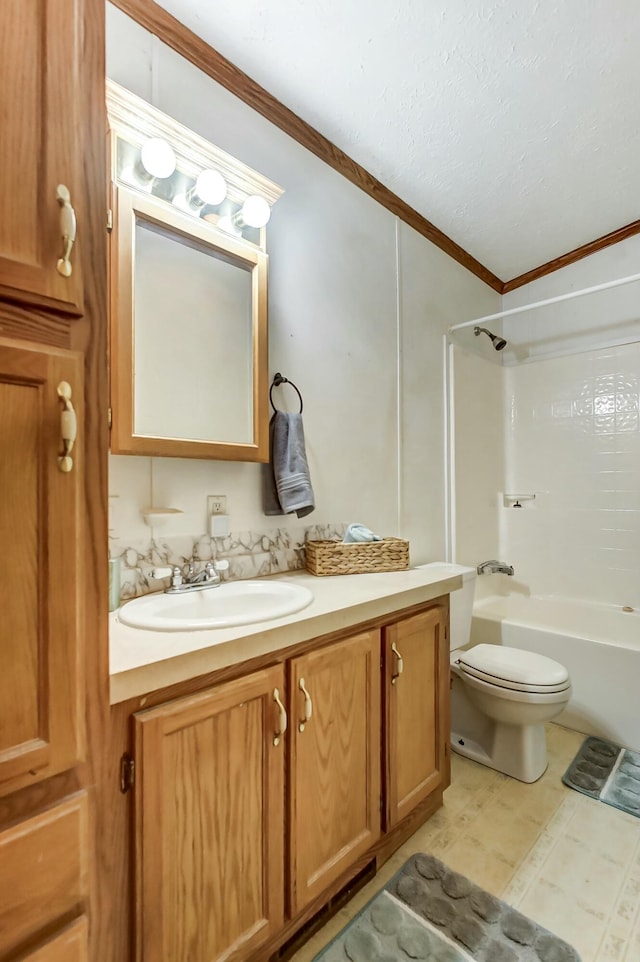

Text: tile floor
xmin=291 ymin=725 xmax=640 ymax=962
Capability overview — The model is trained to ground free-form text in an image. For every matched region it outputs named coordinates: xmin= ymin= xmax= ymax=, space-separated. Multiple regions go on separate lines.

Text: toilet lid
xmin=456 ymin=644 xmax=570 ymax=694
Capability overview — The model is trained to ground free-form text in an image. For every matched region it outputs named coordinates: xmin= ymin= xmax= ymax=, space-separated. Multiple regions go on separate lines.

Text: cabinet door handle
xmin=56 ymin=184 xmax=77 ymax=277
xmin=273 ymin=687 xmax=287 ymax=747
xmin=57 ymin=381 xmax=77 ymax=473
xmin=391 ymin=642 xmax=404 ymax=684
xmin=298 ymin=677 xmax=312 ymax=733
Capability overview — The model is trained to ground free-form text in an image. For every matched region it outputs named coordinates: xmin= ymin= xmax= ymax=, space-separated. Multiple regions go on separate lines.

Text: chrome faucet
xmin=151 ymin=560 xmax=229 ymax=593
xmin=477 ymin=559 xmax=515 ymax=576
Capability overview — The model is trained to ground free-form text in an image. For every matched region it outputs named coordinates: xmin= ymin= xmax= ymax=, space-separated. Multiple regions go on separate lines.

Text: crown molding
xmin=502 ymin=219 xmax=640 ymax=293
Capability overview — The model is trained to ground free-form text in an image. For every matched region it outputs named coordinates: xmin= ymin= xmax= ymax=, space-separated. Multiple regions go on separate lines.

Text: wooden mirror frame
xmin=109 ymin=185 xmax=268 ymax=461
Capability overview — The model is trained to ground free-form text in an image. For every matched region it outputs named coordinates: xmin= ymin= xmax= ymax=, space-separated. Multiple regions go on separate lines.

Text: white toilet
xmin=426 ymin=563 xmax=572 ymax=783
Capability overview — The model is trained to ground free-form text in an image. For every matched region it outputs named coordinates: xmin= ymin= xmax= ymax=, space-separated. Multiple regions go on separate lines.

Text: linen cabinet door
xmin=0 ymin=0 xmax=84 ymax=314
xmin=15 ymin=918 xmax=88 ymax=962
xmin=0 ymin=337 xmax=83 ymax=794
xmin=0 ymin=793 xmax=89 ymax=957
xmin=383 ymin=605 xmax=450 ymax=829
xmin=289 ymin=630 xmax=381 ymax=915
xmin=133 ymin=665 xmax=286 ymax=962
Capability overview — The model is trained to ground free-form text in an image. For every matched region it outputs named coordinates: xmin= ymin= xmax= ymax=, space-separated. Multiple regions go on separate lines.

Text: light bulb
xmin=239 ymin=195 xmax=270 ymax=228
xmin=193 ymin=169 xmax=226 ymax=206
xmin=140 ymin=138 xmax=176 ymax=179
xmin=216 ymin=214 xmax=242 ymax=237
xmin=120 ymin=164 xmax=151 ymax=192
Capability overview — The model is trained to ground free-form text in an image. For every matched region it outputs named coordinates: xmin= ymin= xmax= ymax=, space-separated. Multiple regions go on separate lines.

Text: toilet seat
xmin=455 ymin=644 xmax=570 ymax=695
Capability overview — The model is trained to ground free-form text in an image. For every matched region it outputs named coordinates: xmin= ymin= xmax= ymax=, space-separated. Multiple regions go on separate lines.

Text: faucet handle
xmin=151 ymin=565 xmax=183 ymax=587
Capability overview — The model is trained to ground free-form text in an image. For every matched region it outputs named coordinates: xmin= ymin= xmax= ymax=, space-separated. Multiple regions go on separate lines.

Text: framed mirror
xmin=106 ymin=80 xmax=283 ymax=462
xmin=110 ymin=187 xmax=268 ymax=460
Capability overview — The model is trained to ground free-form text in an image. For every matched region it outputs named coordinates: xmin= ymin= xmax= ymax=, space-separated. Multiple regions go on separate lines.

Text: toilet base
xmin=451 ymin=722 xmax=548 ymax=783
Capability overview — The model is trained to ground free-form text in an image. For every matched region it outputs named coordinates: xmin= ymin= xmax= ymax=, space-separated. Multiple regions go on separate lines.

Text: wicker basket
xmin=305 ymin=537 xmax=410 ymax=576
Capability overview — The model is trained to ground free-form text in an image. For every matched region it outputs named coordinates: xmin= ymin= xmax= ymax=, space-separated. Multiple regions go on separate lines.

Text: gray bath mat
xmin=562 ymin=736 xmax=640 ymax=818
xmin=314 ymin=853 xmax=580 ymax=961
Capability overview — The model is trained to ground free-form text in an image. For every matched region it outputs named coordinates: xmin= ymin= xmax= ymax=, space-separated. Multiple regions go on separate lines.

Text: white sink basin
xmin=118 ymin=579 xmax=314 ymax=632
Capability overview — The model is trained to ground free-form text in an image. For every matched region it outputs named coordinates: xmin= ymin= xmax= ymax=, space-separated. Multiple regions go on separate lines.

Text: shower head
xmin=474 ymin=325 xmax=507 ymax=351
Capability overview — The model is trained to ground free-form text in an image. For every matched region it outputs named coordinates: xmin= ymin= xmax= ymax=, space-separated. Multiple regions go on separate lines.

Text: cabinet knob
xmin=272 ymin=688 xmax=287 ymax=747
xmin=391 ymin=642 xmax=404 ymax=685
xmin=56 ymin=184 xmax=77 ymax=277
xmin=298 ymin=677 xmax=313 ymax=733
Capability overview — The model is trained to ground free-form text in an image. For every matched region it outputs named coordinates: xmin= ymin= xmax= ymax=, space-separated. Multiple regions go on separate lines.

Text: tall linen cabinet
xmin=0 ymin=2 xmax=109 ymax=961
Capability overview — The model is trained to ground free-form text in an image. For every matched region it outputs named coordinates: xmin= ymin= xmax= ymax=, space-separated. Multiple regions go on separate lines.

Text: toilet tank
xmin=422 ymin=563 xmax=477 ymax=652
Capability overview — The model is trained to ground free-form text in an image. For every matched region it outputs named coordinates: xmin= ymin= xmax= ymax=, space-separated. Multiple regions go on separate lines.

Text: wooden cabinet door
xmin=133 ymin=665 xmax=286 ymax=962
xmin=383 ymin=605 xmax=450 ymax=828
xmin=0 ymin=337 xmax=83 ymax=793
xmin=289 ymin=630 xmax=381 ymax=914
xmin=0 ymin=0 xmax=84 ymax=314
xmin=0 ymin=794 xmax=89 ymax=956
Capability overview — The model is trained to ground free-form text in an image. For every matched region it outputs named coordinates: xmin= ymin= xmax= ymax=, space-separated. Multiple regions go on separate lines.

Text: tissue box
xmin=305 ymin=537 xmax=410 ymax=576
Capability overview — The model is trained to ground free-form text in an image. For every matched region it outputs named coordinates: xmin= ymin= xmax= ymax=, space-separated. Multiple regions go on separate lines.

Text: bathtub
xmin=470 ymin=594 xmax=640 ymax=751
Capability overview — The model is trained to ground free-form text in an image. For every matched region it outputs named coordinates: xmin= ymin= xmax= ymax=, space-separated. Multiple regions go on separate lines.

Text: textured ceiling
xmin=153 ymin=0 xmax=640 ymax=281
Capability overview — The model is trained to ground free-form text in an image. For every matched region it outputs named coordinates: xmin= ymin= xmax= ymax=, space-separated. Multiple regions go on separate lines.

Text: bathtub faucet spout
xmin=477 ymin=559 xmax=515 ymax=576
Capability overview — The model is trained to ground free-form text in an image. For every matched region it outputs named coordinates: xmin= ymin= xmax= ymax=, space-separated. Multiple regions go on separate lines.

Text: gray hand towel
xmin=262 ymin=412 xmax=315 ymax=518
xmin=263 ymin=415 xmax=284 ymax=516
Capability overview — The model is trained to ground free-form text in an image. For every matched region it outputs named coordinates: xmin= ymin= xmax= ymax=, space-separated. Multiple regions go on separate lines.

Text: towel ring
xmin=270 ymin=373 xmax=303 ymax=414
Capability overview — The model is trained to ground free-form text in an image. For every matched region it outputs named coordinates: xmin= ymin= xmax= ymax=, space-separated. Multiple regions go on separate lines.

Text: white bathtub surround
xmin=110 ymin=522 xmax=347 ymax=600
xmin=503 ymin=341 xmax=640 ymax=609
xmin=472 ymin=594 xmax=640 ymax=751
xmin=498 ymin=236 xmax=640 ymax=612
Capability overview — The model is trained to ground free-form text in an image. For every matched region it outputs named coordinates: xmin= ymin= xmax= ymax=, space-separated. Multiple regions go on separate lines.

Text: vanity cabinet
xmin=0 ymin=0 xmax=84 ymax=315
xmin=383 ymin=606 xmax=449 ymax=828
xmin=126 ymin=599 xmax=450 ymax=962
xmin=133 ymin=665 xmax=286 ymax=962
xmin=289 ymin=630 xmax=381 ymax=914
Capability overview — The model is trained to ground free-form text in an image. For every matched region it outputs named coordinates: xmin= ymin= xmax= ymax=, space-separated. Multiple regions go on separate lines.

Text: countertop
xmin=109 ymin=563 xmax=463 ymax=705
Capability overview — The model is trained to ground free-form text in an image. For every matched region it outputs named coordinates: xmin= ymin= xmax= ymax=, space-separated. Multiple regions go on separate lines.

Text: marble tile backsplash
xmin=110 ymin=523 xmax=347 ymax=600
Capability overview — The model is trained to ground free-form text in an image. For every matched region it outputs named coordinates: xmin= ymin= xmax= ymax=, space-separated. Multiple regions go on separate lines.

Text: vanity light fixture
xmin=232 ymin=194 xmax=271 ymax=229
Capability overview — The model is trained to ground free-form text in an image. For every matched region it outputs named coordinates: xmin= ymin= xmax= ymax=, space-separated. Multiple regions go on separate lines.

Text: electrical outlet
xmin=207 ymin=495 xmax=227 ymax=516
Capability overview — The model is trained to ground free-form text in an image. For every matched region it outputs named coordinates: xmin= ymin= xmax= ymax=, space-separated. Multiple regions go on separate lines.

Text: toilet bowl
xmin=451 ymin=642 xmax=571 ymax=782
xmin=424 ymin=563 xmax=572 ymax=783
